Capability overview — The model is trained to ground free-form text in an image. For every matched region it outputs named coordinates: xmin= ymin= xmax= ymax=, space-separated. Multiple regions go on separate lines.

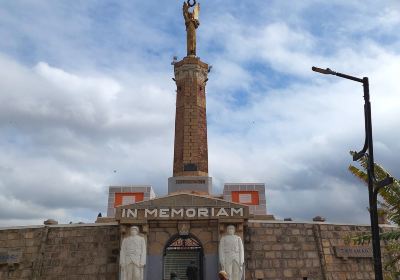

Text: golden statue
xmin=183 ymin=1 xmax=200 ymax=56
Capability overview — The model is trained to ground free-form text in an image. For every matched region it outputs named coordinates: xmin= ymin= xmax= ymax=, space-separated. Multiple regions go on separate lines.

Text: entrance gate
xmin=163 ymin=234 xmax=203 ymax=280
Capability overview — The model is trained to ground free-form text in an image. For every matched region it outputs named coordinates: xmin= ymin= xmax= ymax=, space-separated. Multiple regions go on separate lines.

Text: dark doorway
xmin=163 ymin=234 xmax=203 ymax=280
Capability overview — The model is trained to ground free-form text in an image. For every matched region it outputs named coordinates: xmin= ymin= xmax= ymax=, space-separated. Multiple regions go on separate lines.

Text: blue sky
xmin=0 ymin=0 xmax=400 ymax=226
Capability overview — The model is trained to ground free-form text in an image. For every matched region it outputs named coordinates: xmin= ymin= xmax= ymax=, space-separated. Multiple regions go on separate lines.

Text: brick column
xmin=168 ymin=56 xmax=212 ymax=194
xmin=173 ymin=56 xmax=209 ymax=177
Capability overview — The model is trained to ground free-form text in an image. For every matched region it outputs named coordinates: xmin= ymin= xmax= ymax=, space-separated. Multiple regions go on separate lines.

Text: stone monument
xmin=120 ymin=226 xmax=147 ymax=280
xmin=219 ymin=225 xmax=244 ymax=280
xmin=168 ymin=0 xmax=212 ymax=194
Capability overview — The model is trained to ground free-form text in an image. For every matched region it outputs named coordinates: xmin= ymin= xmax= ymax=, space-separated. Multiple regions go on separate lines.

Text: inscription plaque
xmin=334 ymin=246 xmax=373 ymax=258
xmin=0 ymin=249 xmax=22 ymax=264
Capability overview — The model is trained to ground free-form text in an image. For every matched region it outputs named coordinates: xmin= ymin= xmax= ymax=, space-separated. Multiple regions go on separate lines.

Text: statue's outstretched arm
xmin=196 ymin=3 xmax=200 ymax=18
xmin=183 ymin=2 xmax=189 ymax=21
xmin=193 ymin=3 xmax=200 ymax=25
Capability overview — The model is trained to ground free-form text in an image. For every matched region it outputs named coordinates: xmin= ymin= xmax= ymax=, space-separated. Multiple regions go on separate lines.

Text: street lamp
xmin=311 ymin=66 xmax=394 ymax=280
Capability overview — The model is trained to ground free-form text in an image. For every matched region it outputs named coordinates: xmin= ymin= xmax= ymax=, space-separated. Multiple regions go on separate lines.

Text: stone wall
xmin=246 ymin=221 xmax=324 ymax=280
xmin=244 ymin=221 xmax=398 ymax=280
xmin=0 ymin=221 xmax=397 ymax=280
xmin=316 ymin=223 xmax=375 ymax=280
xmin=0 ymin=223 xmax=119 ymax=280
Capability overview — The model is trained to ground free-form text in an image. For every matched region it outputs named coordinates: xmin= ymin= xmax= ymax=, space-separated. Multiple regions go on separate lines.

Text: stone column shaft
xmin=173 ymin=56 xmax=209 ymax=177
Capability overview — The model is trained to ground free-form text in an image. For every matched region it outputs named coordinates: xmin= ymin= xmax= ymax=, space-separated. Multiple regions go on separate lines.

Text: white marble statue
xmin=219 ymin=225 xmax=244 ymax=280
xmin=120 ymin=226 xmax=147 ymax=280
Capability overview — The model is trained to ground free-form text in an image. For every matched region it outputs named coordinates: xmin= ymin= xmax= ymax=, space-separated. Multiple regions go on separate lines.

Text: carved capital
xmin=174 ymin=64 xmax=208 ymax=84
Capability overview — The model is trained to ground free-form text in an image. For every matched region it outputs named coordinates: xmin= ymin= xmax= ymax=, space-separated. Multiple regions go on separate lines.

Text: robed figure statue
xmin=120 ymin=226 xmax=147 ymax=280
xmin=183 ymin=1 xmax=200 ymax=56
xmin=219 ymin=225 xmax=244 ymax=280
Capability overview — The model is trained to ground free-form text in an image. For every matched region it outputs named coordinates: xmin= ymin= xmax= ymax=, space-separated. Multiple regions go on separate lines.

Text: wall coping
xmin=1 ymin=220 xmax=398 ymax=231
xmin=248 ymin=219 xmax=399 ymax=228
xmin=0 ymin=222 xmax=118 ymax=231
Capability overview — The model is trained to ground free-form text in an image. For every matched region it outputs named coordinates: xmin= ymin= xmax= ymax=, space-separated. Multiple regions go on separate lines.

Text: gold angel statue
xmin=183 ymin=1 xmax=200 ymax=56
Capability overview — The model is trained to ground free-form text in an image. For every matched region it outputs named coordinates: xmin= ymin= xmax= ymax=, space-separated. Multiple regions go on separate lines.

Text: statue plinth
xmin=168 ymin=176 xmax=212 ymax=194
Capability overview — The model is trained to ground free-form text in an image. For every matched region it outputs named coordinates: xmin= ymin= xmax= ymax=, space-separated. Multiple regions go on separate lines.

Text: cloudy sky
xmin=0 ymin=0 xmax=399 ymax=227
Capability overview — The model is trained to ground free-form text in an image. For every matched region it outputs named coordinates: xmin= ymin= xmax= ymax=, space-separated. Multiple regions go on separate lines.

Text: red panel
xmin=231 ymin=191 xmax=259 ymax=205
xmin=114 ymin=192 xmax=144 ymax=207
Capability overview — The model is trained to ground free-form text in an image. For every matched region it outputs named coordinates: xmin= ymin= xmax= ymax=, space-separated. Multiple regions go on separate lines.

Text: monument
xmin=219 ymin=225 xmax=244 ymax=280
xmin=168 ymin=0 xmax=212 ymax=194
xmin=120 ymin=226 xmax=147 ymax=280
xmin=0 ymin=1 xmax=393 ymax=280
xmin=111 ymin=1 xmax=269 ymax=279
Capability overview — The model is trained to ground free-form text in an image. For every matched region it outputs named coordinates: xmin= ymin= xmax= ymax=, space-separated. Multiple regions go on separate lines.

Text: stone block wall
xmin=0 ymin=220 xmax=397 ymax=280
xmin=246 ymin=222 xmax=323 ymax=279
xmin=316 ymin=224 xmax=374 ymax=280
xmin=0 ymin=223 xmax=119 ymax=280
xmin=0 ymin=226 xmax=43 ymax=280
xmin=244 ymin=221 xmax=395 ymax=280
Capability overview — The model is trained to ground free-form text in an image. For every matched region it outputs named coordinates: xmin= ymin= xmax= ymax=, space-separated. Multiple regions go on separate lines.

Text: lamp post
xmin=311 ymin=66 xmax=394 ymax=280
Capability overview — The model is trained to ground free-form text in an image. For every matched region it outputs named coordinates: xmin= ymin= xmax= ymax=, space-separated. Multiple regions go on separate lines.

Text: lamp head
xmin=312 ymin=66 xmax=334 ymax=75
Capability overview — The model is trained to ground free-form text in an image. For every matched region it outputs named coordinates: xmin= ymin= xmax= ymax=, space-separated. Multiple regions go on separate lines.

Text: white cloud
xmin=0 ymin=54 xmax=175 ymax=225
xmin=0 ymin=0 xmax=400 ymax=226
xmin=204 ymin=17 xmax=400 ymax=223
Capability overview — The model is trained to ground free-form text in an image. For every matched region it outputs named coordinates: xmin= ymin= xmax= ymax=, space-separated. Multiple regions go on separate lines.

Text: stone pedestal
xmin=168 ymin=176 xmax=212 ymax=194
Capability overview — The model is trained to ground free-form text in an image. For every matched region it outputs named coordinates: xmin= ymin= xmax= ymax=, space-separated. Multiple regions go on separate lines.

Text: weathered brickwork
xmin=245 ymin=222 xmax=323 ymax=280
xmin=0 ymin=226 xmax=43 ymax=280
xmin=244 ymin=221 xmax=399 ymax=280
xmin=0 ymin=221 xmax=397 ymax=279
xmin=316 ymin=224 xmax=374 ymax=280
xmin=173 ymin=56 xmax=209 ymax=177
xmin=0 ymin=224 xmax=119 ymax=280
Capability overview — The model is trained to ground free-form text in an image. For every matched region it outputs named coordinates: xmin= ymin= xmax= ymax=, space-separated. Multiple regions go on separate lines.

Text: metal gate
xmin=163 ymin=235 xmax=203 ymax=280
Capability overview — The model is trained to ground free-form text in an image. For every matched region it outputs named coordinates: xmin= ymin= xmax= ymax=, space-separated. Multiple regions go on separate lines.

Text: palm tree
xmin=348 ymin=151 xmax=400 ymax=279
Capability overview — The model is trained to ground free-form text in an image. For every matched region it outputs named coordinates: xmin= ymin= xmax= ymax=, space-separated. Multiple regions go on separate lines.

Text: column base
xmin=168 ymin=176 xmax=212 ymax=194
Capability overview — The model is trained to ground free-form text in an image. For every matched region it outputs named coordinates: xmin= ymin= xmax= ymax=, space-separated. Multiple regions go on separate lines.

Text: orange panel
xmin=114 ymin=192 xmax=144 ymax=207
xmin=231 ymin=191 xmax=259 ymax=205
